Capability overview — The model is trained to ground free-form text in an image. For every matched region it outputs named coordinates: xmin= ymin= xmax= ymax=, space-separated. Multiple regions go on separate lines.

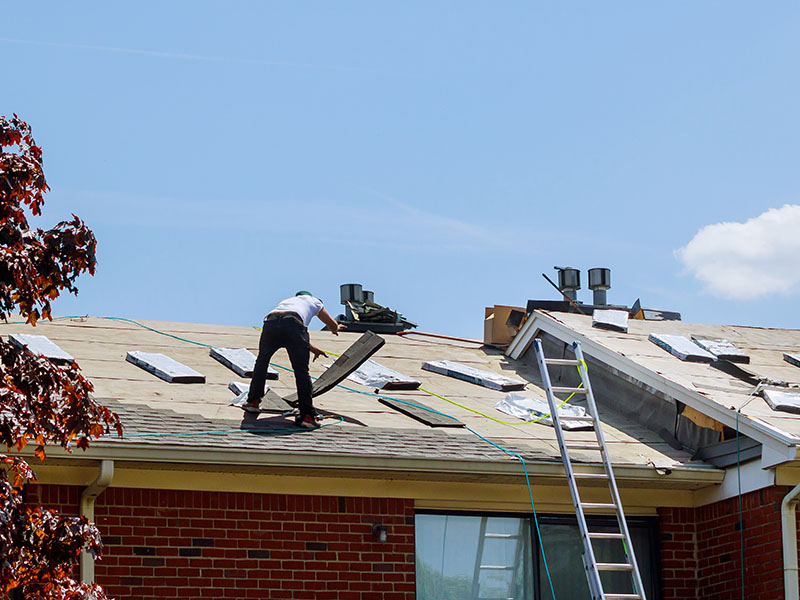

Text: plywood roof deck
xmin=537 ymin=311 xmax=800 ymax=440
xmin=0 ymin=315 xmax=702 ymax=471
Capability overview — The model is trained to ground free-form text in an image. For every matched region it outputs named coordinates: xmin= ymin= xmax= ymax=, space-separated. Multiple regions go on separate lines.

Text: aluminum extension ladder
xmin=470 ymin=517 xmax=527 ymax=600
xmin=533 ymin=339 xmax=646 ymax=600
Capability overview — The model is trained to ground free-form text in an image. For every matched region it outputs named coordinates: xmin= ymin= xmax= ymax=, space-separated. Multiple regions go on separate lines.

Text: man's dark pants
xmin=249 ymin=316 xmax=315 ymax=417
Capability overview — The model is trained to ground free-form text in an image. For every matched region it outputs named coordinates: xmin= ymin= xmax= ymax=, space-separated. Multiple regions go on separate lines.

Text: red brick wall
xmin=30 ymin=485 xmax=415 ymax=600
xmin=659 ymin=485 xmax=793 ymax=600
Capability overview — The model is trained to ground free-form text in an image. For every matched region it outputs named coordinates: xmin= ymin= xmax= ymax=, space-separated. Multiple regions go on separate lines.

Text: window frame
xmin=415 ymin=510 xmax=661 ymax=600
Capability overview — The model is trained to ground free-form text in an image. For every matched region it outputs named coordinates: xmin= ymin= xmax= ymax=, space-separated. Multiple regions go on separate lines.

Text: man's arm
xmin=317 ymin=307 xmax=344 ymax=335
xmin=309 ymin=343 xmax=327 ymax=362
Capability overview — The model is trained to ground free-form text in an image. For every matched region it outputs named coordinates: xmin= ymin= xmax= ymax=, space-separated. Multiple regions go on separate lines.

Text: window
xmin=415 ymin=512 xmax=658 ymax=600
xmin=537 ymin=516 xmax=658 ymax=600
xmin=416 ymin=514 xmax=534 ymax=600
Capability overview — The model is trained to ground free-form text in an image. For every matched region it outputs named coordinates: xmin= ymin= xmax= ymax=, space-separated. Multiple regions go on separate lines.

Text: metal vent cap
xmin=588 ymin=268 xmax=611 ymax=290
xmin=340 ymin=283 xmax=363 ymax=304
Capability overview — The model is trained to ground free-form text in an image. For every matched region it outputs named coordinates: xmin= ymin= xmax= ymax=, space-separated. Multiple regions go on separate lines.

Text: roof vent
xmin=340 ymin=283 xmax=363 ymax=304
xmin=588 ymin=267 xmax=611 ymax=306
xmin=336 ymin=283 xmax=417 ymax=334
xmin=554 ymin=266 xmax=580 ymax=302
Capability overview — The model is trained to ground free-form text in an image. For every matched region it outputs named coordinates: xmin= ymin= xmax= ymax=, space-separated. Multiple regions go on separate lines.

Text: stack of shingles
xmin=8 ymin=333 xmax=74 ymax=363
xmin=648 ymin=334 xmax=717 ymax=363
xmin=766 ymin=352 xmax=800 ymax=413
xmin=126 ymin=351 xmax=205 ymax=384
xmin=648 ymin=332 xmax=800 ymax=415
xmin=592 ymin=309 xmax=629 ymax=333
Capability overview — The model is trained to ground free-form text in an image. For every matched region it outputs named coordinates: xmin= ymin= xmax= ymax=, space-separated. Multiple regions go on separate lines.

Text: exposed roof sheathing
xmin=0 ymin=316 xmax=700 ymax=474
xmin=510 ymin=310 xmax=800 ymax=450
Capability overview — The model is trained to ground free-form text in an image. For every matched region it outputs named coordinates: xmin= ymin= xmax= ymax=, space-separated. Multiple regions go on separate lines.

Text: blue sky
xmin=3 ymin=2 xmax=799 ymax=337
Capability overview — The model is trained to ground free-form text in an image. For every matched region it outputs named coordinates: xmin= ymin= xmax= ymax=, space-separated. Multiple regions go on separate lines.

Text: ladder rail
xmin=573 ymin=342 xmax=647 ymax=599
xmin=511 ymin=518 xmax=525 ymax=599
xmin=533 ymin=339 xmax=604 ymax=597
xmin=471 ymin=517 xmax=489 ymax=600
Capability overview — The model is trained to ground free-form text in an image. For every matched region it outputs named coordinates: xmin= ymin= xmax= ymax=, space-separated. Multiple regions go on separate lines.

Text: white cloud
xmin=676 ymin=204 xmax=800 ymax=300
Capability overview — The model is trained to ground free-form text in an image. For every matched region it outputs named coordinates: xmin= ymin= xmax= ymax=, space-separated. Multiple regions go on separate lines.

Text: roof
xmin=508 ymin=309 xmax=800 ymax=467
xmin=0 ymin=315 xmax=718 ymax=483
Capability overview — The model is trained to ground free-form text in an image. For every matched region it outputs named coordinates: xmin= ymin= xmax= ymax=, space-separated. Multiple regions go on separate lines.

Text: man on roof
xmin=243 ymin=291 xmax=343 ymax=429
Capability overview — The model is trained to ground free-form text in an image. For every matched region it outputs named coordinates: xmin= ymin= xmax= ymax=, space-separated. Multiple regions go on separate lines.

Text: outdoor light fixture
xmin=372 ymin=523 xmax=388 ymax=543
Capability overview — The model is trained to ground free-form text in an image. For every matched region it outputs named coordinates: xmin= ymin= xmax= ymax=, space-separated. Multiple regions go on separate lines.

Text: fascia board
xmin=506 ymin=315 xmax=539 ymax=359
xmin=508 ymin=312 xmax=799 ymax=456
xmin=16 ymin=443 xmax=722 ymax=487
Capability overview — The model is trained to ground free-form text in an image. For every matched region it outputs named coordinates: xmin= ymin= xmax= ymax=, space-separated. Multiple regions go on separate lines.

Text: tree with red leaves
xmin=1 ymin=115 xmax=122 ymax=599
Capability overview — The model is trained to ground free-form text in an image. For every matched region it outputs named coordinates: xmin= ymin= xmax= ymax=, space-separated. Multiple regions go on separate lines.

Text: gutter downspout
xmin=782 ymin=482 xmax=800 ymax=600
xmin=79 ymin=460 xmax=114 ymax=584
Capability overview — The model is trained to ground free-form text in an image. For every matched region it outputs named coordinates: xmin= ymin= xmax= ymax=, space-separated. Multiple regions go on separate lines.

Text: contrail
xmin=0 ymin=37 xmax=371 ymax=73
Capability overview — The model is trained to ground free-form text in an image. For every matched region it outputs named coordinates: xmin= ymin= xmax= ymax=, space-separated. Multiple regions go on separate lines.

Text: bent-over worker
xmin=243 ymin=291 xmax=342 ymax=429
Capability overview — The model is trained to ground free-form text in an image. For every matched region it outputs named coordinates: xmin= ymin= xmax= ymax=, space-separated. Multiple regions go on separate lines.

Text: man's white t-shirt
xmin=268 ymin=296 xmax=324 ymax=327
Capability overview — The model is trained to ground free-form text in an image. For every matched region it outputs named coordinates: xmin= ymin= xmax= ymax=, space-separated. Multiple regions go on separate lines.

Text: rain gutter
xmin=782 ymin=482 xmax=800 ymax=600
xmin=28 ymin=442 xmax=722 ymax=487
xmin=79 ymin=459 xmax=114 ymax=584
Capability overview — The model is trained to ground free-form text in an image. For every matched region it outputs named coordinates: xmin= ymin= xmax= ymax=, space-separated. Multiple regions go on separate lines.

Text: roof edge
xmin=507 ymin=310 xmax=800 ymax=457
xmin=15 ymin=443 xmax=722 ymax=486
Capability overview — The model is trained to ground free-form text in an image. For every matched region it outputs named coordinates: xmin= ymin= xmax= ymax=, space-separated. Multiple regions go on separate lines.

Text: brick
xmin=305 ymin=541 xmax=327 ymax=551
xmin=191 ymin=537 xmax=215 ymax=547
xmin=34 ymin=484 xmax=417 ymax=599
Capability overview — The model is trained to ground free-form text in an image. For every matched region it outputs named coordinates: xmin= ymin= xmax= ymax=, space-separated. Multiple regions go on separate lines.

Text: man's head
xmin=295 ymin=290 xmax=312 ymax=297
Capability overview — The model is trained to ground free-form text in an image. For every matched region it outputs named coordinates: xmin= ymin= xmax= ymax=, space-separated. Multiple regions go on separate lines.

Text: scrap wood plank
xmin=228 ymin=386 xmax=293 ymax=412
xmin=211 ymin=347 xmax=278 ymax=379
xmin=648 ymin=334 xmax=716 ymax=363
xmin=8 ymin=333 xmax=74 ymax=363
xmin=126 ymin=351 xmax=205 ymax=383
xmin=378 ymin=397 xmax=464 ymax=427
xmin=283 ymin=331 xmax=386 ymax=404
xmin=710 ymin=360 xmax=761 ymax=385
xmin=421 ymin=360 xmax=525 ymax=391
xmin=256 ymin=388 xmax=295 ymax=412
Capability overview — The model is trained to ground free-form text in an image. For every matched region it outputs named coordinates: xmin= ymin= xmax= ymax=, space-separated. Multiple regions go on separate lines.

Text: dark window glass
xmin=537 ymin=516 xmax=656 ymax=600
xmin=415 ymin=512 xmax=658 ymax=600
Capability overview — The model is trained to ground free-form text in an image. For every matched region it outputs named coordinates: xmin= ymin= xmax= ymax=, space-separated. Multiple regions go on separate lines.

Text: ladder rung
xmin=552 ymin=386 xmax=588 ymax=394
xmin=603 ymin=595 xmax=643 ymax=599
xmin=545 ymin=358 xmax=580 ymax=366
xmin=581 ymin=502 xmax=618 ymax=511
xmin=484 ymin=533 xmax=519 ymax=539
xmin=596 ymin=562 xmax=634 ymax=572
xmin=557 ymin=414 xmax=595 ymax=422
xmin=565 ymin=443 xmax=603 ymax=451
xmin=479 ymin=565 xmax=514 ymax=570
xmin=588 ymin=532 xmax=625 ymax=540
xmin=573 ymin=472 xmax=609 ymax=479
